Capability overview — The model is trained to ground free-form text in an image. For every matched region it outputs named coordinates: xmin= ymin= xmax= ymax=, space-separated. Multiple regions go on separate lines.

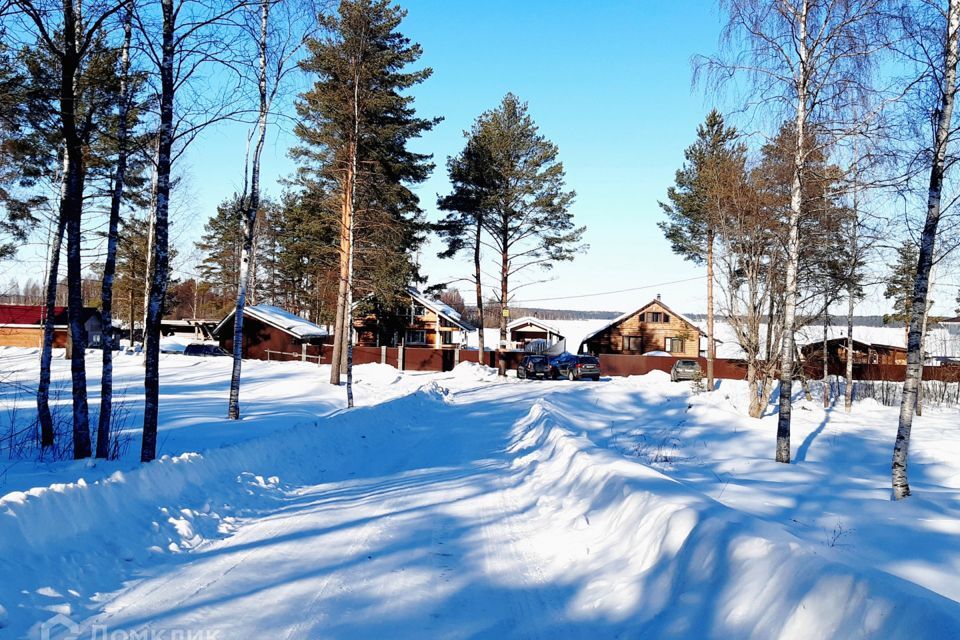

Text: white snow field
xmin=2 ymin=347 xmax=960 ymax=638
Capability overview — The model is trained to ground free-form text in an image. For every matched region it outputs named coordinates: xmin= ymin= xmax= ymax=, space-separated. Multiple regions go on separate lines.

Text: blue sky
xmin=182 ymin=0 xmax=728 ymax=315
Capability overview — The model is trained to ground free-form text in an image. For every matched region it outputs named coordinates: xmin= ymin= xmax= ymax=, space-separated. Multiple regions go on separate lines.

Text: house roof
xmin=507 ymin=316 xmax=562 ymax=336
xmin=213 ymin=305 xmax=329 ymax=341
xmin=579 ymin=298 xmax=706 ymax=348
xmin=407 ymin=287 xmax=473 ymax=331
xmin=0 ymin=304 xmax=100 ymax=327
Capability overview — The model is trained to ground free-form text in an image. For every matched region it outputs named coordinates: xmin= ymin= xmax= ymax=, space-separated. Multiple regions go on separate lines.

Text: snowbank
xmin=503 ymin=400 xmax=960 ymax=638
xmin=0 ymin=386 xmax=450 ymax=638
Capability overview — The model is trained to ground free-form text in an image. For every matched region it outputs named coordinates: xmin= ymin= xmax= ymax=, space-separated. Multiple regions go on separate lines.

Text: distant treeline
xmin=465 ymin=306 xmax=623 ymax=327
xmin=685 ymin=314 xmax=910 ymax=329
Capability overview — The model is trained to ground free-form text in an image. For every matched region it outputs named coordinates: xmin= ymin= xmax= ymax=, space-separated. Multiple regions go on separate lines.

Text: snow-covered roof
xmin=408 ymin=287 xmax=473 ymax=331
xmin=507 ymin=316 xmax=562 ymax=336
xmin=214 ymin=305 xmax=329 ymax=340
xmin=579 ymin=299 xmax=705 ymax=348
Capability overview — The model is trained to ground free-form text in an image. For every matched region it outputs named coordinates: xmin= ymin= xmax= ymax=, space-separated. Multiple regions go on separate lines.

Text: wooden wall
xmin=0 ymin=327 xmax=68 ymax=349
xmin=584 ymin=301 xmax=700 ymax=357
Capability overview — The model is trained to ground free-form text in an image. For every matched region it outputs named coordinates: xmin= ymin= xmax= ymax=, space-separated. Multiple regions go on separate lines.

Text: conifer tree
xmin=437 ymin=130 xmax=500 ymax=354
xmin=292 ymin=0 xmax=438 ymax=395
xmin=884 ymin=240 xmax=919 ymax=343
xmin=465 ymin=94 xmax=581 ymax=376
xmin=659 ymin=110 xmax=744 ymax=391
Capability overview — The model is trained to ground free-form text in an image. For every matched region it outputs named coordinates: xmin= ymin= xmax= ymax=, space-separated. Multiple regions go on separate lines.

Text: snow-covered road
xmin=4 ymin=352 xmax=960 ymax=638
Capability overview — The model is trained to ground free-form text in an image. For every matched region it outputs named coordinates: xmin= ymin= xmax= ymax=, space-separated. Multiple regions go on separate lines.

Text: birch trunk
xmin=892 ymin=0 xmax=960 ymax=500
xmin=474 ymin=216 xmax=484 ymax=355
xmin=822 ymin=298 xmax=830 ymax=408
xmin=345 ymin=55 xmax=360 ymax=409
xmin=59 ymin=0 xmax=91 ymax=460
xmin=141 ymin=0 xmax=175 ymax=463
xmin=227 ymin=0 xmax=269 ymax=420
xmin=96 ymin=10 xmax=132 ymax=457
xmin=706 ymin=228 xmax=715 ymax=391
xmin=775 ymin=0 xmax=808 ymax=464
xmin=844 ymin=288 xmax=855 ymax=412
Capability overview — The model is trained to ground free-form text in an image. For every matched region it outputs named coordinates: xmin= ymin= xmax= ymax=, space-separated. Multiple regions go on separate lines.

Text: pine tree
xmin=883 ymin=240 xmax=919 ymax=339
xmin=463 ymin=94 xmax=582 ymax=375
xmin=659 ymin=110 xmax=745 ymax=392
xmin=437 ymin=129 xmax=500 ymax=354
xmin=292 ymin=0 xmax=438 ymax=395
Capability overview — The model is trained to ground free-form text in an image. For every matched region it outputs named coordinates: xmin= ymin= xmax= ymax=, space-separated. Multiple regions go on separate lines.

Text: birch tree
xmin=135 ymin=0 xmax=248 ymax=462
xmin=892 ymin=0 xmax=960 ymax=499
xmin=703 ymin=0 xmax=888 ymax=463
xmin=96 ymin=7 xmax=134 ymax=459
xmin=227 ymin=0 xmax=310 ymax=420
xmin=12 ymin=0 xmax=129 ymax=458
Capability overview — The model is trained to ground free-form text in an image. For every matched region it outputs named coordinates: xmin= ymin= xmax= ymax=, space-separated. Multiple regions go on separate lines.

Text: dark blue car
xmin=549 ymin=353 xmax=601 ymax=381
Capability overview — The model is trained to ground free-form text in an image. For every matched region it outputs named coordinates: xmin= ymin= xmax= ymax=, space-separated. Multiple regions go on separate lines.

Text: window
xmin=623 ymin=336 xmax=642 ymax=352
xmin=411 ymin=304 xmax=427 ymax=317
xmin=441 ymin=331 xmax=457 ymax=345
xmin=665 ymin=337 xmax=684 ymax=353
xmin=405 ymin=330 xmax=426 ymax=345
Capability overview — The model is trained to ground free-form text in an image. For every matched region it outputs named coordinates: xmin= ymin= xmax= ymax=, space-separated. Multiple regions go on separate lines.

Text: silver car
xmin=670 ymin=359 xmax=701 ymax=382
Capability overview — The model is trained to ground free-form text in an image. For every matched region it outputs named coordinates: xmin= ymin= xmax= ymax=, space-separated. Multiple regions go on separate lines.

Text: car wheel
xmin=591 ymin=376 xmax=600 ymax=381
xmin=567 ymin=370 xmax=576 ymax=381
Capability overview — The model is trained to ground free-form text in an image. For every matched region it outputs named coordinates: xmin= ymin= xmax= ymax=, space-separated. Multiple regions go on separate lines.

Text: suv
xmin=517 ymin=355 xmax=550 ymax=380
xmin=670 ymin=359 xmax=701 ymax=382
xmin=183 ymin=343 xmax=229 ymax=357
xmin=550 ymin=353 xmax=601 ymax=381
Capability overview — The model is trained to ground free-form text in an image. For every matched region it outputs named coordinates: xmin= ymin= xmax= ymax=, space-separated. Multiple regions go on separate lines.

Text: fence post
xmin=455 ymin=348 xmax=460 ymax=367
xmin=381 ymin=345 xmax=387 ymax=364
xmin=301 ymin=343 xmax=306 ymax=362
xmin=398 ymin=344 xmax=405 ymax=371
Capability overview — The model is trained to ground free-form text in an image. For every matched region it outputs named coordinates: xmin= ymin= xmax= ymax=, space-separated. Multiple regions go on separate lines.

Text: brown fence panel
xmin=403 ymin=347 xmax=444 ymax=371
xmin=458 ymin=350 xmax=495 ymax=367
xmin=352 ymin=346 xmax=382 ymax=366
xmin=385 ymin=347 xmax=399 ymax=368
xmin=598 ymin=355 xmax=749 ymax=380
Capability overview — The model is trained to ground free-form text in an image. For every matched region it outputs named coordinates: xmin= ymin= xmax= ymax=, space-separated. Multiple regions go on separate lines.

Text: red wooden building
xmin=213 ymin=305 xmax=330 ymax=361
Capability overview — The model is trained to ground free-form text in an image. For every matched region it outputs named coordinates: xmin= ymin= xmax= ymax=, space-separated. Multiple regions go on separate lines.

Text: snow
xmin=215 ymin=304 xmax=329 ymax=340
xmin=2 ymin=348 xmax=960 ymax=637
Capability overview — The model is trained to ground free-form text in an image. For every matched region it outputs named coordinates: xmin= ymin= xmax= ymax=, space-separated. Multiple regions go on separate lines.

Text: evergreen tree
xmin=659 ymin=110 xmax=745 ymax=391
xmin=884 ymin=240 xmax=919 ymax=336
xmin=463 ymin=93 xmax=582 ymax=375
xmin=196 ymin=195 xmax=246 ymax=313
xmin=437 ymin=128 xmax=500 ymax=353
xmin=292 ymin=0 xmax=439 ymax=392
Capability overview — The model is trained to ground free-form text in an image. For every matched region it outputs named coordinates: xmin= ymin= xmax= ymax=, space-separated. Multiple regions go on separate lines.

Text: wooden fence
xmin=258 ymin=347 xmax=960 ymax=382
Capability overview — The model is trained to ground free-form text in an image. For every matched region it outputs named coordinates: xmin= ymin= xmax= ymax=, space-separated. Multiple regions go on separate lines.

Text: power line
xmin=492 ymin=275 xmax=706 ymax=305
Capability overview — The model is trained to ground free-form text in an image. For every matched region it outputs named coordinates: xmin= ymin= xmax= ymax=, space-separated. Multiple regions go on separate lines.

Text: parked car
xmin=549 ymin=353 xmax=601 ymax=381
xmin=670 ymin=359 xmax=702 ymax=382
xmin=517 ymin=354 xmax=551 ymax=379
xmin=183 ymin=343 xmax=229 ymax=357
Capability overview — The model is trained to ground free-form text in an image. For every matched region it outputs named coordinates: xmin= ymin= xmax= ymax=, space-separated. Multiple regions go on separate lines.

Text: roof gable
xmin=407 ymin=287 xmax=473 ymax=331
xmin=213 ymin=305 xmax=329 ymax=340
xmin=507 ymin=316 xmax=561 ymax=335
xmin=579 ymin=298 xmax=705 ymax=346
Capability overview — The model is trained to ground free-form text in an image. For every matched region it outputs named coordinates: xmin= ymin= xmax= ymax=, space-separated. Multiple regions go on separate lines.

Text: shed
xmin=507 ymin=317 xmax=564 ymax=350
xmin=213 ymin=305 xmax=330 ymax=361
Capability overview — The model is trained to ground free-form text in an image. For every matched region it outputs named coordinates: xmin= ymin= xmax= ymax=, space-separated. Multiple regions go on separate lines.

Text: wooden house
xmin=800 ymin=337 xmax=908 ymax=366
xmin=506 ymin=316 xmax=564 ymax=351
xmin=213 ymin=304 xmax=330 ymax=361
xmin=354 ymin=287 xmax=472 ymax=349
xmin=0 ymin=304 xmax=102 ymax=349
xmin=579 ymin=297 xmax=704 ymax=357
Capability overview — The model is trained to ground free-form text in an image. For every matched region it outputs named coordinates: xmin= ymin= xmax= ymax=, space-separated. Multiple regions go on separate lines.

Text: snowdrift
xmin=504 ymin=401 xmax=960 ymax=639
xmin=0 ymin=384 xmax=450 ymax=637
